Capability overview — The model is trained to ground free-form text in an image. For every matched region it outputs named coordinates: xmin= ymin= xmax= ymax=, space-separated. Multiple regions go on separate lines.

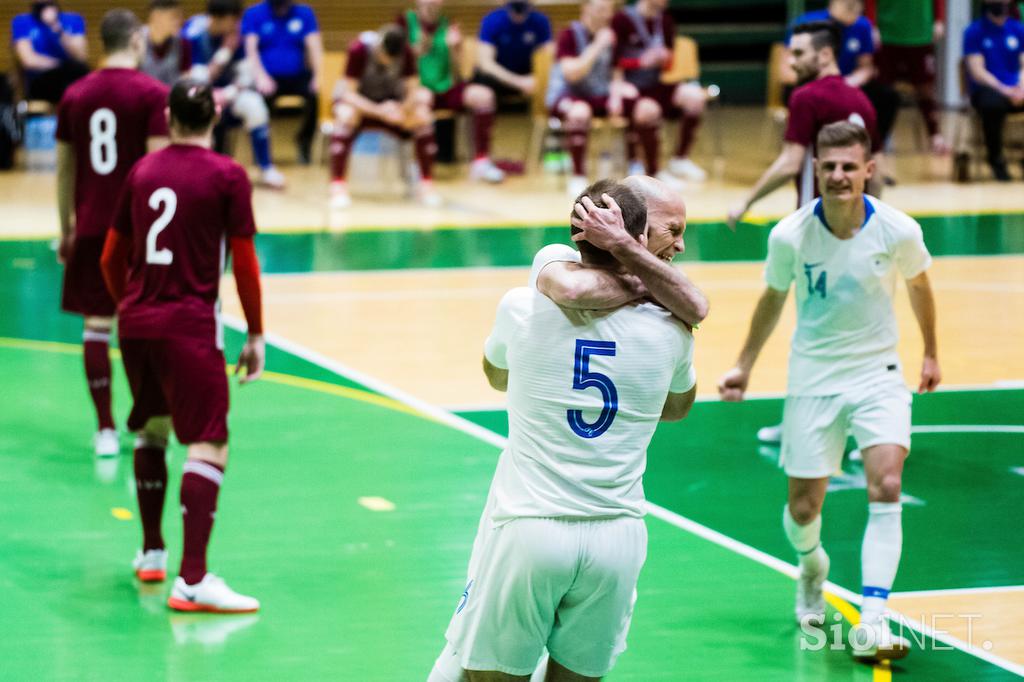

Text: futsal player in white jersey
xmin=429 ymin=180 xmax=697 ymax=682
xmin=718 ymin=121 xmax=941 ymax=662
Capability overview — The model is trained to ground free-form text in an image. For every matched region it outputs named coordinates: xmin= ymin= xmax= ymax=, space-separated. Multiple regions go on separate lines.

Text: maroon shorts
xmin=120 ymin=336 xmax=229 ymax=444
xmin=549 ymin=93 xmax=640 ymax=121
xmin=877 ymin=44 xmax=936 ymax=86
xmin=638 ymin=82 xmax=681 ymax=117
xmin=433 ymin=82 xmax=467 ymax=111
xmin=61 ymin=235 xmax=115 ymax=317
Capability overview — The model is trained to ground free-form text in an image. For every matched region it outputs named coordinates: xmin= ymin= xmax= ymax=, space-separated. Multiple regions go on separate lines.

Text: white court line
xmin=913 ymin=425 xmax=1024 ymax=434
xmin=892 ymin=585 xmax=1024 ymax=599
xmin=221 ymin=316 xmax=1024 ymax=678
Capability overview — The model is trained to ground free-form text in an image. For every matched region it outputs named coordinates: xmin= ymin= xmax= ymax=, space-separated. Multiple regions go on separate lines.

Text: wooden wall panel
xmin=2 ymin=1 xmax=579 ymax=75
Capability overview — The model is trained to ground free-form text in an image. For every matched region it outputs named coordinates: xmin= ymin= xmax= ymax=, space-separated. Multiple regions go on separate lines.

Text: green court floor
xmin=1 ymin=218 xmax=1022 ymax=680
xmin=0 ymin=338 xmax=1018 ymax=680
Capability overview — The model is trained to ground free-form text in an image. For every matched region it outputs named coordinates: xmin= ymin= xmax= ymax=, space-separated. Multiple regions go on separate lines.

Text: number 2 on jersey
xmin=567 ymin=339 xmax=618 ymax=439
xmin=89 ymin=108 xmax=117 ymax=175
xmin=146 ymin=188 xmax=176 ymax=265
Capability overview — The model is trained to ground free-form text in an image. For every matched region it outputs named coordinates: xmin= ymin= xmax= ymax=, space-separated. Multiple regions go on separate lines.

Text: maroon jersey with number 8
xmin=111 ymin=144 xmax=257 ymax=344
xmin=56 ymin=68 xmax=169 ymax=239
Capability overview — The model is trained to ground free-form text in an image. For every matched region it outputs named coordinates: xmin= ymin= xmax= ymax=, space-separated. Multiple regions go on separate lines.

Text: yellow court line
xmin=825 ymin=592 xmax=892 ymax=681
xmin=0 ymin=336 xmax=435 ymax=423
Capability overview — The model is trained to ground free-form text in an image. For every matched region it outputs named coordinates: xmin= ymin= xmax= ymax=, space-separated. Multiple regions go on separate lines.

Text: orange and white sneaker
xmin=167 ymin=573 xmax=260 ymax=613
xmin=329 ymin=180 xmax=351 ymax=209
xmin=133 ymin=549 xmax=168 ymax=583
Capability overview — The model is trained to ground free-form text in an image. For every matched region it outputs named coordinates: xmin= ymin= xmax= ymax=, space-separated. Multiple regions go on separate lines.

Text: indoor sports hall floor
xmin=1 ymin=108 xmax=1022 ymax=680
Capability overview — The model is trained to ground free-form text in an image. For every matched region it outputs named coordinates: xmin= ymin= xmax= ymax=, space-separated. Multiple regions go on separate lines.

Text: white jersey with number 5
xmin=484 ymin=286 xmax=695 ymax=522
xmin=766 ymin=196 xmax=931 ymax=396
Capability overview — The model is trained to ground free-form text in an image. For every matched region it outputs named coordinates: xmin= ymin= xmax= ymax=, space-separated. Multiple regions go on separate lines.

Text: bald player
xmin=719 ymin=121 xmax=940 ymax=662
xmin=56 ymin=9 xmax=169 ymax=457
xmin=429 ymin=179 xmax=697 ymax=681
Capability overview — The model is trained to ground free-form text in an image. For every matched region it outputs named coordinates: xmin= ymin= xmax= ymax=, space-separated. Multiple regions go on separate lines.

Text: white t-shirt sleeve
xmin=669 ymin=331 xmax=697 ymax=393
xmin=892 ymin=219 xmax=932 ymax=279
xmin=528 ymin=243 xmax=581 ymax=289
xmin=484 ymin=288 xmax=529 ymax=369
xmin=764 ymin=229 xmax=795 ymax=292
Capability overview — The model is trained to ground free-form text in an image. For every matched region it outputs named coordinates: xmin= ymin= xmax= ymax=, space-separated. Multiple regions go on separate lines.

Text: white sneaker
xmin=469 ymin=157 xmax=505 ymax=184
xmin=627 ymin=160 xmax=645 ymax=176
xmin=329 ymin=181 xmax=351 ymax=209
xmin=418 ymin=181 xmax=443 ymax=208
xmin=257 ymin=166 xmax=286 ymax=190
xmin=566 ymin=175 xmax=589 ymax=200
xmin=133 ymin=548 xmax=168 ymax=583
xmin=850 ymin=618 xmax=910 ymax=661
xmin=167 ymin=573 xmax=260 ymax=613
xmin=669 ymin=157 xmax=708 ymax=182
xmin=654 ymin=170 xmax=685 ymax=192
xmin=757 ymin=424 xmax=783 ymax=444
xmin=795 ymin=548 xmax=829 ymax=625
xmin=94 ymin=428 xmax=119 ymax=457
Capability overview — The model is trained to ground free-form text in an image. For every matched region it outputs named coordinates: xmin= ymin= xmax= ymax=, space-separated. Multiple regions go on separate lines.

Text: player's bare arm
xmin=845 ymin=53 xmax=874 ymax=89
xmin=661 ymin=384 xmax=697 ymax=422
xmin=14 ymin=38 xmax=60 ymax=70
xmin=538 ymin=261 xmax=646 ymax=310
xmin=245 ymin=33 xmax=276 ymax=95
xmin=727 ymin=142 xmax=806 ymax=230
xmin=905 ymin=270 xmax=941 ymax=394
xmin=718 ymin=286 xmax=788 ymax=401
xmin=561 ymin=27 xmax=614 ymax=83
xmin=476 ymin=40 xmax=535 ymax=94
xmin=571 ymin=194 xmax=709 ymax=327
xmin=482 ymin=356 xmax=508 ymax=392
xmin=55 ymin=141 xmax=75 ymax=263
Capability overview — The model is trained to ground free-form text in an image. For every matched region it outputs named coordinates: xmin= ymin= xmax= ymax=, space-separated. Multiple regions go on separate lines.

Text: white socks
xmin=860 ymin=501 xmax=903 ymax=622
xmin=783 ymin=504 xmax=827 ymax=571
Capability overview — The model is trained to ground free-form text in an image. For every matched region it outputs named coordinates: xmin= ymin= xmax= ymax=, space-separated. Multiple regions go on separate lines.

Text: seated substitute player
xmin=963 ymin=0 xmax=1024 ymax=182
xmin=718 ymin=121 xmax=941 ymax=661
xmin=428 ymin=180 xmax=697 ymax=682
xmin=141 ymin=0 xmax=191 ymax=86
xmin=11 ymin=0 xmax=89 ymax=104
xmin=242 ymin=0 xmax=323 ymax=163
xmin=55 ymin=9 xmax=169 ymax=457
xmin=546 ymin=0 xmax=640 ymax=199
xmin=184 ymin=0 xmax=286 ymax=189
xmin=328 ymin=26 xmax=441 ymax=209
xmin=532 ymin=174 xmax=708 ymax=331
xmin=474 ymin=1 xmax=552 ymax=103
xmin=865 ymin=0 xmax=950 ymax=155
xmin=100 ymin=79 xmax=264 ymax=614
xmin=397 ymin=0 xmax=505 ymax=184
xmin=612 ymin=0 xmax=709 ymax=185
xmin=728 ymin=21 xmax=880 ymax=229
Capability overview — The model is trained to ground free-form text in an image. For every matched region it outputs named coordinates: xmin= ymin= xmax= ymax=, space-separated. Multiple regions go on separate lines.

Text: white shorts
xmin=444 ymin=515 xmax=647 ymax=678
xmin=781 ymin=379 xmax=912 ymax=479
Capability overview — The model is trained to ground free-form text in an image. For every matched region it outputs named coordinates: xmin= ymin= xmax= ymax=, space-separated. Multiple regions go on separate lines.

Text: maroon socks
xmin=83 ymin=330 xmax=114 ymax=431
xmin=134 ymin=444 xmax=167 ymax=551
xmin=675 ymin=112 xmax=702 ymax=159
xmin=179 ymin=459 xmax=224 ymax=585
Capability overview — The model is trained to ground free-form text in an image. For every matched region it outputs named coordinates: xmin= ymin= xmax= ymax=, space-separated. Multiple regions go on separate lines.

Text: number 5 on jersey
xmin=567 ymin=339 xmax=618 ymax=439
xmin=146 ymin=188 xmax=176 ymax=265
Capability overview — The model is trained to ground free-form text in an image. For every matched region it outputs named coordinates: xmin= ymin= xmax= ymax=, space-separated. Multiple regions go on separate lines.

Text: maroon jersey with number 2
xmin=111 ymin=144 xmax=257 ymax=345
xmin=56 ymin=68 xmax=169 ymax=239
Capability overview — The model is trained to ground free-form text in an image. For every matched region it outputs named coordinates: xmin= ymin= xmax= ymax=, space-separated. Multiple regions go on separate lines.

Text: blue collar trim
xmin=814 ymin=196 xmax=874 ymax=234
